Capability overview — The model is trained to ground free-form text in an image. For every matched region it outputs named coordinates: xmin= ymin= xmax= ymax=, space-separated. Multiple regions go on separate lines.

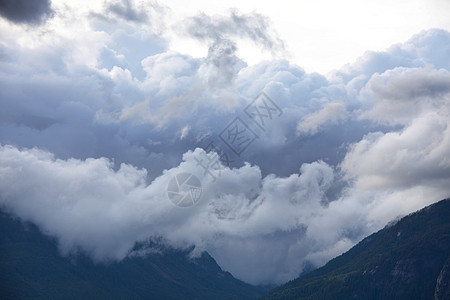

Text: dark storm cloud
xmin=184 ymin=10 xmax=285 ymax=54
xmin=0 ymin=0 xmax=53 ymax=25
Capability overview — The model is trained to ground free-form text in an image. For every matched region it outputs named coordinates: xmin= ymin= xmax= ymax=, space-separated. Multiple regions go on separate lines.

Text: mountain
xmin=263 ymin=198 xmax=450 ymax=300
xmin=0 ymin=211 xmax=264 ymax=299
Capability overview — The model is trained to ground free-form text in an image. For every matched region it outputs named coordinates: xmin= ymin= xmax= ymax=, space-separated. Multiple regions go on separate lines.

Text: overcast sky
xmin=1 ymin=0 xmax=450 ymax=285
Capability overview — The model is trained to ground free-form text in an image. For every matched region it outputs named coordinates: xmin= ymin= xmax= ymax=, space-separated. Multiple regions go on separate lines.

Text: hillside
xmin=263 ymin=198 xmax=450 ymax=300
xmin=0 ymin=211 xmax=264 ymax=300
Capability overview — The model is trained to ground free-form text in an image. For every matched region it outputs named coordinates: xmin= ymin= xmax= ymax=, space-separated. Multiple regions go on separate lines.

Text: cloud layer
xmin=1 ymin=1 xmax=450 ymax=285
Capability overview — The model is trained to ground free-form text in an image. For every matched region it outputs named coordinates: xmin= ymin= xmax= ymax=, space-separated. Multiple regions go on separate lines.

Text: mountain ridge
xmin=263 ymin=198 xmax=450 ymax=300
xmin=0 ymin=210 xmax=264 ymax=300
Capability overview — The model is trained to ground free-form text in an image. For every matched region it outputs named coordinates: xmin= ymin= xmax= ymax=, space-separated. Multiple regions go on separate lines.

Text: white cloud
xmin=297 ymin=102 xmax=348 ymax=136
xmin=342 ymin=112 xmax=450 ymax=190
xmin=360 ymin=66 xmax=450 ymax=125
xmin=179 ymin=124 xmax=191 ymax=139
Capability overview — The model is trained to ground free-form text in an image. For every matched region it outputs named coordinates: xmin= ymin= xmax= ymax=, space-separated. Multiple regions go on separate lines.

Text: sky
xmin=0 ymin=0 xmax=450 ymax=285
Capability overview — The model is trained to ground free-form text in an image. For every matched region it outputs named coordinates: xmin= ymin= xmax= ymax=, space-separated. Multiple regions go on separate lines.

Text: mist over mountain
xmin=0 ymin=211 xmax=265 ymax=299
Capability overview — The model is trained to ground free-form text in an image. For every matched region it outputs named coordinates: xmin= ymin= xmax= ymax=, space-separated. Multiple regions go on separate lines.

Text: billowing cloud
xmin=342 ymin=113 xmax=450 ymax=190
xmin=0 ymin=1 xmax=450 ymax=286
xmin=360 ymin=66 xmax=450 ymax=125
xmin=342 ymin=66 xmax=450 ymax=191
xmin=0 ymin=145 xmax=336 ymax=284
